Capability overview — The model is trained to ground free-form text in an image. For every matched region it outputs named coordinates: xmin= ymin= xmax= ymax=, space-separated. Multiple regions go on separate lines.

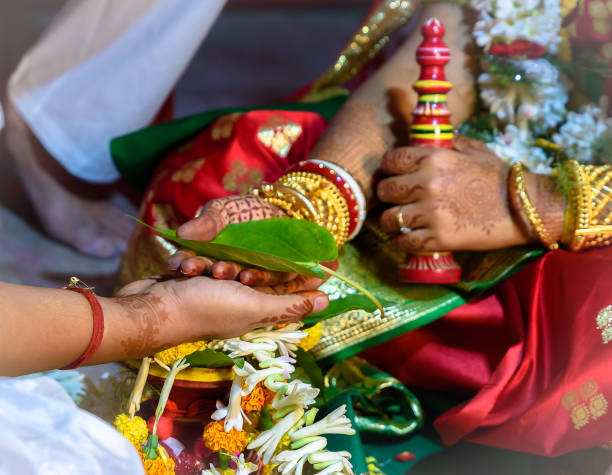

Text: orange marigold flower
xmin=139 ymin=446 xmax=176 ymax=475
xmin=241 ymin=385 xmax=266 ymax=413
xmin=202 ymin=420 xmax=248 ymax=454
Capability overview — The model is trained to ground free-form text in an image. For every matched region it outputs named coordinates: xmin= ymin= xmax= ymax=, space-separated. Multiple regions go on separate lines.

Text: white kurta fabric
xmin=0 ymin=376 xmax=144 ymax=475
xmin=8 ymin=0 xmax=226 ymax=184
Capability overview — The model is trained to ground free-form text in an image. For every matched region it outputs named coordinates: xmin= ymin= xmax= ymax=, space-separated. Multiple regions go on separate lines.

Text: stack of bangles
xmin=251 ymin=159 xmax=367 ymax=247
xmin=509 ymin=161 xmax=612 ymax=251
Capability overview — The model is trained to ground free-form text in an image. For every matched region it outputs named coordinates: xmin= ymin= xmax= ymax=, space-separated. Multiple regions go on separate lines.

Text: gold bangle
xmin=253 ymin=171 xmax=351 ymax=246
xmin=510 ymin=162 xmax=559 ymax=251
xmin=557 ymin=160 xmax=612 ymax=251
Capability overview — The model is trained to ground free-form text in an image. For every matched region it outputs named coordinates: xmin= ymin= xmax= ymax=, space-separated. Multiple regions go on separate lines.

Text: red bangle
xmin=287 ymin=160 xmax=361 ymax=236
xmin=60 ymin=287 xmax=105 ymax=370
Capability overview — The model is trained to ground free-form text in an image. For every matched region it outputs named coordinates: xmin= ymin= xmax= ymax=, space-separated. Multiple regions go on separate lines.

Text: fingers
xmin=252 ymin=290 xmax=329 ymax=326
xmin=391 ymin=229 xmax=439 ymax=252
xmin=211 ymin=261 xmax=246 ymax=280
xmin=381 ymin=147 xmax=431 ymax=175
xmin=377 ymin=174 xmax=425 ymax=204
xmin=179 ymin=256 xmax=216 ymax=276
xmin=168 ymin=250 xmax=196 ymax=271
xmin=177 ymin=203 xmax=226 ymax=241
xmin=380 ymin=204 xmax=428 ymax=233
xmin=238 ymin=269 xmax=297 ymax=286
xmin=253 ymin=275 xmax=325 ymax=295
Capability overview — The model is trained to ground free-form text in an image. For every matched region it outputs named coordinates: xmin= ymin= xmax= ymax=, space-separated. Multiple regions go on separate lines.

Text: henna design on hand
xmin=256 ymin=299 xmax=314 ymax=325
xmin=377 ymin=180 xmax=424 ymax=203
xmin=433 ymin=154 xmax=508 ymax=234
xmin=115 ymin=292 xmax=169 ymax=357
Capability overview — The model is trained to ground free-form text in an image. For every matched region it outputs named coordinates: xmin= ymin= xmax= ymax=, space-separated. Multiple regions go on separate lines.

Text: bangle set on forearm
xmin=251 ymin=159 xmax=366 ymax=246
xmin=509 ymin=160 xmax=612 ymax=252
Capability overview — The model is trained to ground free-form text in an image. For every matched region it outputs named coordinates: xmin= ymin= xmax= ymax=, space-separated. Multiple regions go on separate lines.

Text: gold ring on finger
xmin=397 ymin=210 xmax=411 ymax=234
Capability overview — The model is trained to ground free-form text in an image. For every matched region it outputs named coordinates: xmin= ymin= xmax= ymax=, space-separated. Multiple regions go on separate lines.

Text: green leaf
xmin=136 ymin=217 xmax=338 ymax=278
xmin=302 ymin=294 xmax=394 ymax=326
xmin=184 ymin=349 xmax=235 ymax=368
xmin=295 ymin=348 xmax=325 ymax=394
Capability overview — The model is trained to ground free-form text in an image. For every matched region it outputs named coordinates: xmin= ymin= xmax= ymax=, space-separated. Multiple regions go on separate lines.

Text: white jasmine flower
xmin=290 ymin=405 xmax=356 ymax=440
xmin=274 ymin=438 xmax=328 ymax=475
xmin=226 ymin=375 xmax=249 ymax=431
xmin=202 ymin=466 xmax=221 ymax=475
xmin=553 ymin=104 xmax=612 ymax=162
xmin=487 ymin=125 xmax=552 ymax=174
xmin=234 ymin=358 xmax=295 ymax=395
xmin=248 ymin=408 xmax=305 ymax=464
xmin=233 ymin=453 xmax=258 ymax=475
xmin=308 ymin=450 xmax=353 ymax=474
xmin=472 ymin=0 xmax=561 ymax=53
xmin=225 ymin=340 xmax=278 ymax=358
xmin=272 ymin=380 xmax=320 ymax=411
xmin=241 ymin=323 xmax=307 ymax=357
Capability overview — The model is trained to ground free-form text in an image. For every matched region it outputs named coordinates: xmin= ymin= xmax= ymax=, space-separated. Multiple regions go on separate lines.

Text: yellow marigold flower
xmin=262 ymin=463 xmax=278 ymax=475
xmin=140 ymin=446 xmax=175 ymax=475
xmin=155 ymin=341 xmax=208 ymax=366
xmin=298 ymin=323 xmax=323 ymax=351
xmin=241 ymin=384 xmax=266 ymax=413
xmin=202 ymin=420 xmax=248 ymax=454
xmin=114 ymin=413 xmax=148 ymax=448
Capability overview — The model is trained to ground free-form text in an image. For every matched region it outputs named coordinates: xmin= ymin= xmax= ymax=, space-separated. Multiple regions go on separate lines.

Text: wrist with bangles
xmin=250 ymin=159 xmax=366 ymax=246
xmin=508 ymin=161 xmax=612 ymax=252
xmin=60 ymin=276 xmax=104 ymax=370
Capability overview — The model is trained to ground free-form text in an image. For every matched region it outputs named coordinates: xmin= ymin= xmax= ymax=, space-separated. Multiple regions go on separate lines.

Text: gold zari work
xmin=596 ymin=305 xmax=612 ymax=344
xmin=256 ymin=117 xmax=303 ymax=158
xmin=557 ymin=161 xmax=612 ymax=250
xmin=561 ymin=379 xmax=608 ymax=430
xmin=310 ymin=0 xmax=420 ymax=94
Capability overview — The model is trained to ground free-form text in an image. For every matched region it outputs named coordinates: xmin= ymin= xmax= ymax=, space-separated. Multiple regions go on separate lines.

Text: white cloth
xmin=0 ymin=376 xmax=144 ymax=475
xmin=8 ymin=0 xmax=226 ymax=184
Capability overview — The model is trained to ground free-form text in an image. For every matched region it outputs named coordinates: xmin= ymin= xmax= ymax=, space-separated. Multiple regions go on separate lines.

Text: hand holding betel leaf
xmin=136 ymin=217 xmax=385 ymax=318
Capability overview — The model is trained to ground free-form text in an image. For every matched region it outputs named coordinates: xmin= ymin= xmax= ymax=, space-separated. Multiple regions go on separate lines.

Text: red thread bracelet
xmin=61 ymin=287 xmax=105 ymax=370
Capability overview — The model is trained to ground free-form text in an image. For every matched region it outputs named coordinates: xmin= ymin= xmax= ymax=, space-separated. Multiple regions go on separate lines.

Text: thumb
xmin=255 ymin=291 xmax=329 ymax=325
xmin=177 ymin=204 xmax=225 ymax=241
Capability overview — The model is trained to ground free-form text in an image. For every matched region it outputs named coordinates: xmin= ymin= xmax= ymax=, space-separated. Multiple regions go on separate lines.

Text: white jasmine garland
xmin=487 ymin=125 xmax=552 ymax=174
xmin=247 ymin=408 xmax=305 ymax=464
xmin=553 ymin=104 xmax=612 ymax=162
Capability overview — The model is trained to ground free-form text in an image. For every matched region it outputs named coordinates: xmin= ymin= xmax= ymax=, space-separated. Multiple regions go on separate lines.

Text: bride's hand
xmin=168 ymin=195 xmax=326 ymax=291
xmin=376 ymin=135 xmax=532 ymax=251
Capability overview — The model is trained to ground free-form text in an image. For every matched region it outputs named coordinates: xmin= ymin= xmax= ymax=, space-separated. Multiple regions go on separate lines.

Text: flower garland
xmin=114 ymin=322 xmax=354 ymax=475
xmin=464 ymin=0 xmax=612 ymax=173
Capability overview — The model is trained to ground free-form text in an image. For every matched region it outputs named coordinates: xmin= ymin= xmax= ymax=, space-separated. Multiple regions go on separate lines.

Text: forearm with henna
xmin=310 ymin=3 xmax=477 ymax=204
xmin=509 ymin=171 xmax=566 ymax=245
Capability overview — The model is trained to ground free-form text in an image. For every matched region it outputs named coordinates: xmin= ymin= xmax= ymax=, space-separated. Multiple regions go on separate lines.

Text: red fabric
xmin=60 ymin=287 xmax=105 ymax=370
xmin=142 ymin=110 xmax=328 ymax=227
xmin=364 ymin=248 xmax=612 ymax=456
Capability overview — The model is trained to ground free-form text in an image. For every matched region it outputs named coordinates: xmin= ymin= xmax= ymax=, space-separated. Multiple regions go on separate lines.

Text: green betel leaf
xmin=137 ymin=217 xmax=337 ymax=278
xmin=184 ymin=349 xmax=235 ymax=368
xmin=302 ymin=294 xmax=393 ymax=326
xmin=295 ymin=348 xmax=325 ymax=394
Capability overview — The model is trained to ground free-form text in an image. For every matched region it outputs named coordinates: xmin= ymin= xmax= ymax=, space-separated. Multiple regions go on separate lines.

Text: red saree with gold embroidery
xmin=113 ymin=0 xmax=612 ymax=458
